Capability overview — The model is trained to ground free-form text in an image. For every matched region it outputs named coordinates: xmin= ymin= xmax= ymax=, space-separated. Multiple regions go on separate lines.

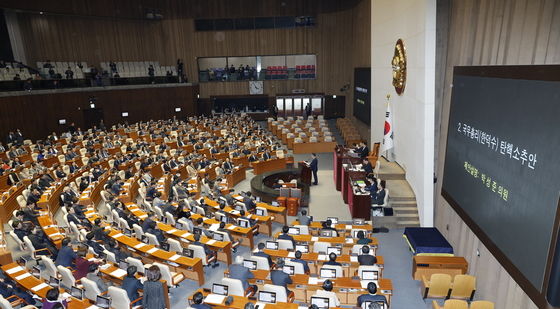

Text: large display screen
xmin=442 ymin=66 xmax=560 ymax=295
xmin=353 ymin=67 xmax=371 ymax=125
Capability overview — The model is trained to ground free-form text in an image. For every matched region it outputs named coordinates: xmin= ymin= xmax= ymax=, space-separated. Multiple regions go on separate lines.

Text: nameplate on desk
xmin=206 ymin=240 xmax=217 ymax=245
xmin=110 ymin=269 xmax=127 ymax=277
xmin=140 ymin=214 xmax=148 ymax=219
xmin=31 ymin=282 xmax=49 ymax=292
xmin=167 ymin=229 xmax=178 ymax=234
xmin=350 ymin=256 xmax=358 ymax=262
xmin=308 ymin=277 xmax=325 ymax=285
xmin=311 ymin=236 xmax=319 ymax=242
xmin=15 ymin=273 xmax=31 ymax=280
xmin=227 ymin=225 xmax=236 ymax=230
xmin=5 ymin=266 xmax=24 ymax=274
xmin=381 ymin=290 xmax=391 ymax=294
xmin=134 ymin=243 xmax=147 ymax=249
xmin=113 ymin=233 xmax=124 ymax=239
xmin=169 ymin=254 xmax=181 ymax=261
xmin=346 ymin=238 xmax=354 ymax=244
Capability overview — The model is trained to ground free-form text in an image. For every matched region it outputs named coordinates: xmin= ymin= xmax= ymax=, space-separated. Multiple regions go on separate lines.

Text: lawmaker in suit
xmin=278 ymin=225 xmax=296 ymax=248
xmin=357 ymin=282 xmax=387 ymax=306
xmin=121 ymin=266 xmax=143 ymax=302
xmin=254 ymin=242 xmax=273 ymax=267
xmin=358 ymin=246 xmax=377 ymax=265
xmin=55 ymin=238 xmax=76 ymax=267
xmin=309 ymin=153 xmax=318 ymax=185
xmin=290 ymin=250 xmax=310 ymax=274
xmin=270 ymin=259 xmax=292 ymax=294
xmin=297 ymin=210 xmax=312 ymax=225
xmin=228 ymin=256 xmax=255 ymax=291
xmin=372 ymin=181 xmax=386 ymax=205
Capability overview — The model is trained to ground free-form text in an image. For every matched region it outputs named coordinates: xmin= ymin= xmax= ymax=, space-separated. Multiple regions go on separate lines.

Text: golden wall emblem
xmin=391 ymin=39 xmax=407 ymax=95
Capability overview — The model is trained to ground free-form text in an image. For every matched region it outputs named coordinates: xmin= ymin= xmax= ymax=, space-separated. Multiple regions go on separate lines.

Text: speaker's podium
xmin=299 ymin=161 xmax=312 ymax=185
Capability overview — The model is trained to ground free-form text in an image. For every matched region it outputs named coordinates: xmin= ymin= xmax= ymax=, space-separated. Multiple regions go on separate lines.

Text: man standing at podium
xmin=310 ymin=153 xmax=318 ymax=185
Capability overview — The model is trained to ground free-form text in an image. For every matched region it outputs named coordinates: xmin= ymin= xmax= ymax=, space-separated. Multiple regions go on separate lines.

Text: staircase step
xmin=393 ymin=207 xmax=418 ymax=214
xmin=397 ymin=220 xmax=420 ymax=226
xmin=395 ymin=213 xmax=419 ymax=218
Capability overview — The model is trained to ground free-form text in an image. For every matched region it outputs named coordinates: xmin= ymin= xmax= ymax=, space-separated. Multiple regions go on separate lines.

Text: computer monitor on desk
xmin=362 ymin=270 xmax=379 ymax=280
xmin=119 ymin=260 xmax=129 ymax=270
xmin=96 ymin=295 xmax=111 ymax=309
xmin=288 ymin=227 xmax=300 ymax=235
xmin=266 ymin=241 xmax=279 ymax=250
xmin=311 ymin=296 xmax=330 ymax=309
xmin=238 ymin=218 xmax=250 ymax=228
xmin=255 ymin=208 xmax=265 ymax=216
xmin=295 ymin=244 xmax=309 ymax=253
xmin=212 ymin=283 xmax=229 ymax=296
xmin=362 ymin=301 xmax=387 ymax=309
xmin=319 ymin=268 xmax=337 ymax=279
xmin=327 ymin=247 xmax=341 ymax=256
xmin=49 ymin=276 xmax=60 ymax=288
xmin=70 ymin=286 xmax=83 ymax=300
xmin=258 ymin=291 xmax=276 ymax=303
xmin=183 ymin=248 xmax=194 ymax=258
xmin=243 ymin=259 xmax=257 ymax=270
xmin=327 ymin=217 xmax=338 ymax=225
xmin=283 ymin=265 xmax=295 ymax=275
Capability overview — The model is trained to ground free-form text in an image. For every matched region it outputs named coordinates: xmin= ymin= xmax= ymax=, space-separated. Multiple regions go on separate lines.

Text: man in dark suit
xmin=358 ymin=245 xmax=377 ymax=265
xmin=85 ymin=232 xmax=105 ymax=256
xmin=357 ymin=282 xmax=387 ymax=306
xmin=254 ymin=242 xmax=273 ymax=267
xmin=371 ymin=181 xmax=386 ymax=205
xmin=243 ymin=192 xmax=256 ymax=212
xmin=248 ymin=152 xmax=258 ymax=162
xmin=320 ymin=220 xmax=339 ymax=237
xmin=323 ymin=253 xmax=341 ymax=266
xmin=11 ymin=221 xmax=27 ymax=241
xmin=278 ymin=225 xmax=296 ymax=248
xmin=362 ymin=159 xmax=373 ymax=175
xmin=55 ymin=238 xmax=77 ymax=267
xmin=121 ymin=266 xmax=143 ymax=302
xmin=193 ymin=233 xmax=218 ymax=268
xmin=310 ymin=153 xmax=318 ymax=185
xmin=262 ymin=151 xmax=271 ymax=161
xmin=26 ymin=188 xmax=41 ymax=205
xmin=290 ymin=250 xmax=310 ymax=274
xmin=29 ymin=225 xmax=58 ymax=257
xmin=228 ymin=256 xmax=255 ymax=291
xmin=297 ymin=210 xmax=312 ymax=225
xmin=270 ymin=259 xmax=292 ymax=294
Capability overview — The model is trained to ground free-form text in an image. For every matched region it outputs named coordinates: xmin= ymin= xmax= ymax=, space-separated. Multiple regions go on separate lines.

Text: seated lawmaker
xmin=270 ymin=259 xmax=292 ymax=295
xmin=297 ymin=209 xmax=312 ymax=225
xmin=290 ymin=250 xmax=310 ymax=274
xmin=278 ymin=225 xmax=295 ymax=248
xmin=358 ymin=246 xmax=377 ymax=265
xmin=121 ymin=266 xmax=143 ymax=302
xmin=323 ymin=253 xmax=341 ymax=266
xmin=313 ymin=280 xmax=340 ymax=307
xmin=320 ymin=220 xmax=338 ymax=237
xmin=357 ymin=282 xmax=387 ymax=306
xmin=191 ymin=291 xmax=212 ymax=309
xmin=254 ymin=242 xmax=273 ymax=267
xmin=356 ymin=230 xmax=372 ymax=244
xmin=228 ymin=256 xmax=255 ymax=292
xmin=55 ymin=238 xmax=76 ymax=268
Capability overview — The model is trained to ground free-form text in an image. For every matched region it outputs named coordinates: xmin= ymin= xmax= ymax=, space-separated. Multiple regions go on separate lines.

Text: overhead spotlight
xmin=39 ymin=11 xmax=44 ymax=15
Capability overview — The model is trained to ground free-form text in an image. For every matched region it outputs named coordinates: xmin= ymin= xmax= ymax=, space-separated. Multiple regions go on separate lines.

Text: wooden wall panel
xmin=435 ymin=0 xmax=560 ymax=308
xmin=0 ymin=85 xmax=197 ymax=141
xmin=9 ymin=0 xmax=369 ymax=104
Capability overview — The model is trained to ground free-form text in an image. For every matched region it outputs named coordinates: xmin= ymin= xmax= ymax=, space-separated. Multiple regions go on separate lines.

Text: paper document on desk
xmin=287 ymin=252 xmax=296 ymax=258
xmin=227 ymin=225 xmax=236 ymax=230
xmin=182 ymin=232 xmax=192 ymax=238
xmin=15 ymin=273 xmax=31 ymax=280
xmin=204 ymin=294 xmax=226 ymax=304
xmin=209 ymin=224 xmax=220 ymax=231
xmin=345 ymin=225 xmax=352 ymax=229
xmin=311 ymin=236 xmax=319 ymax=242
xmin=31 ymin=283 xmax=49 ymax=292
xmin=169 ymin=254 xmax=181 ymax=261
xmin=308 ymin=277 xmax=325 ymax=285
xmin=346 ymin=238 xmax=354 ymax=244
xmin=113 ymin=233 xmax=124 ymax=239
xmin=318 ymin=254 xmax=328 ymax=261
xmin=167 ymin=229 xmax=177 ymax=234
xmin=146 ymin=248 xmax=158 ymax=254
xmin=140 ymin=214 xmax=148 ymax=219
xmin=350 ymin=256 xmax=358 ymax=262
xmin=206 ymin=240 xmax=217 ymax=245
xmin=230 ymin=210 xmax=240 ymax=215
xmin=134 ymin=243 xmax=146 ymax=249
xmin=234 ymin=196 xmax=243 ymax=201
xmin=5 ymin=266 xmax=24 ymax=274
xmin=110 ymin=269 xmax=127 ymax=278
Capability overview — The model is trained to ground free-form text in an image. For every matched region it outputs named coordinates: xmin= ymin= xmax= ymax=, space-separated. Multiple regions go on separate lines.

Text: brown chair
xmin=450 ymin=274 xmax=476 ymax=301
xmin=422 ymin=274 xmax=452 ymax=299
xmin=469 ymin=301 xmax=494 ymax=309
xmin=432 ymin=299 xmax=469 ymax=309
xmin=368 ymin=142 xmax=380 ymax=165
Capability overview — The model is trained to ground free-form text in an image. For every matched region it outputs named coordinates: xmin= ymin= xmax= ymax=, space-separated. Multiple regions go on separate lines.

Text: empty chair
xmin=153 ymin=262 xmax=185 ymax=287
xmin=313 ymin=241 xmax=330 ymax=254
xmin=108 ymin=286 xmax=142 ymax=309
xmin=165 ymin=212 xmax=176 ymax=225
xmin=284 ymin=261 xmax=305 ymax=275
xmin=40 ymin=255 xmax=58 ymax=280
xmin=321 ymin=265 xmax=343 ymax=278
xmin=277 ymin=239 xmax=294 ymax=250
xmin=126 ymin=257 xmax=146 ymax=274
xmin=57 ymin=265 xmax=76 ymax=289
xmin=144 ymin=232 xmax=160 ymax=246
xmin=189 ymin=244 xmax=215 ymax=266
xmin=81 ymin=277 xmax=102 ymax=301
xmin=422 ymin=274 xmax=452 ymax=299
xmin=469 ymin=301 xmax=494 ymax=309
xmin=167 ymin=238 xmax=182 ymax=253
xmin=250 ymin=255 xmax=270 ymax=270
xmin=357 ymin=265 xmax=382 ymax=280
xmin=450 ymin=275 xmax=476 ymax=300
xmin=262 ymin=284 xmax=293 ymax=303
xmin=221 ymin=277 xmax=248 ymax=296
xmin=431 ymin=299 xmax=468 ymax=309
xmin=293 ymin=225 xmax=309 ymax=235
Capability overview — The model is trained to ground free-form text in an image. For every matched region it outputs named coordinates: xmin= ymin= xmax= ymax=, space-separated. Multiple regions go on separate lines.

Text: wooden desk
xmin=247 ymin=270 xmax=393 ymax=305
xmin=123 ymin=203 xmax=233 ymax=265
xmin=291 ymin=221 xmax=373 ymax=237
xmin=412 ymin=256 xmax=468 ymax=280
xmin=347 ymin=176 xmax=371 ymax=220
xmin=1 ymin=263 xmax=92 ymax=308
xmin=38 ymin=215 xmax=64 ymax=249
xmin=189 ymin=213 xmax=257 ymax=249
xmin=292 ymin=141 xmax=337 ymax=154
xmin=0 ymin=181 xmax=29 ymax=223
xmin=204 ymin=197 xmax=274 ymax=236
xmin=226 ymin=167 xmax=246 ymax=188
xmin=252 ymin=158 xmax=286 ymax=175
xmin=273 ymin=233 xmax=378 ymax=249
xmin=192 ymin=288 xmax=299 ymax=309
xmin=262 ymin=249 xmax=384 ymax=277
